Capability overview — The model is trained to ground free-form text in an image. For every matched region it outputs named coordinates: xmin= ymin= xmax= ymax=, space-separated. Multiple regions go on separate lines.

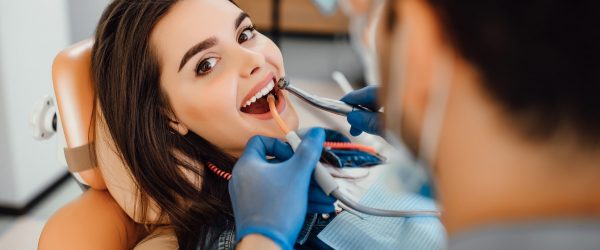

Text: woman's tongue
xmin=241 ymin=96 xmax=270 ymax=114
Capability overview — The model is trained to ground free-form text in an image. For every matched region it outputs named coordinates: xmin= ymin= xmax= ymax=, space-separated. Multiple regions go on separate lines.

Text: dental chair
xmin=38 ymin=40 xmax=176 ymax=249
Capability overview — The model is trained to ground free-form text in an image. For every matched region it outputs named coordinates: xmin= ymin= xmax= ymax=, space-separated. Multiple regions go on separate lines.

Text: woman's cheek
xmin=257 ymin=34 xmax=285 ymax=75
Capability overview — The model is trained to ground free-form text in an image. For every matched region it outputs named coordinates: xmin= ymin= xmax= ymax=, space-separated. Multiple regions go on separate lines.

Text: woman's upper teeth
xmin=243 ymin=80 xmax=275 ymax=107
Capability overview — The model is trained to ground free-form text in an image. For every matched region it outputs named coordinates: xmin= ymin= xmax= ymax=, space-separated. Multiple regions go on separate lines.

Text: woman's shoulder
xmin=39 ymin=189 xmax=146 ymax=250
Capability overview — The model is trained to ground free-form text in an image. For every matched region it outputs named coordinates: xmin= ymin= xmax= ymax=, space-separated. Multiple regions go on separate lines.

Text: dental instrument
xmin=332 ymin=71 xmax=355 ymax=95
xmin=277 ymin=78 xmax=378 ymax=116
xmin=267 ymin=95 xmax=440 ymax=218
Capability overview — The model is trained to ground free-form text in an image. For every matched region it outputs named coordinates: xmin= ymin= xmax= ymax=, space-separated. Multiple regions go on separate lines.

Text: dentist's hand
xmin=340 ymin=86 xmax=382 ymax=136
xmin=229 ymin=128 xmax=326 ymax=250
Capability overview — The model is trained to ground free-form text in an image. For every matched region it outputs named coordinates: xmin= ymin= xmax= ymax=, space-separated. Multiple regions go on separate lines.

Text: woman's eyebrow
xmin=178 ymin=12 xmax=250 ymax=73
xmin=179 ymin=37 xmax=217 ymax=72
xmin=235 ymin=12 xmax=250 ymax=29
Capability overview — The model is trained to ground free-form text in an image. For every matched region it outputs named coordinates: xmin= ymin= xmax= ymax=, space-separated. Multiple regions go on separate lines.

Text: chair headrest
xmin=52 ymin=39 xmax=165 ymax=223
xmin=52 ymin=39 xmax=105 ymax=189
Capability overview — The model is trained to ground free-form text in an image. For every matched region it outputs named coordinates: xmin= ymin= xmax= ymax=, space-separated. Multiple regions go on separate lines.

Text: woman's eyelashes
xmin=195 ymin=57 xmax=219 ymax=76
xmin=194 ymin=25 xmax=256 ymax=76
xmin=238 ymin=25 xmax=256 ymax=44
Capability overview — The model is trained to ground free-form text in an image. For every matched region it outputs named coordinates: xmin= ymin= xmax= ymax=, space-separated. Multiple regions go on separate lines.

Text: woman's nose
xmin=239 ymin=48 xmax=266 ymax=77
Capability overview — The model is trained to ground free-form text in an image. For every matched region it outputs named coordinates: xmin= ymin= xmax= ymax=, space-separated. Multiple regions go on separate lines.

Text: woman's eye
xmin=195 ymin=57 xmax=218 ymax=76
xmin=238 ymin=26 xmax=255 ymax=44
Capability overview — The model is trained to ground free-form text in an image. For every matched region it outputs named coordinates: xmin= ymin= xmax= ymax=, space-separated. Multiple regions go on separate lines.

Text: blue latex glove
xmin=340 ymin=86 xmax=382 ymax=136
xmin=229 ymin=128 xmax=326 ymax=250
xmin=266 ymin=142 xmax=336 ymax=214
xmin=307 ymin=178 xmax=336 ymax=213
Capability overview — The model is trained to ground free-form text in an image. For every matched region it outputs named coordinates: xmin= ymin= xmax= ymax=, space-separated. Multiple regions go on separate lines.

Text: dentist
xmin=230 ymin=0 xmax=600 ymax=250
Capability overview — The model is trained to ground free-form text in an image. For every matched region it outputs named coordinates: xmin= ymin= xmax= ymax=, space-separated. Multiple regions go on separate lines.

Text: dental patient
xmin=39 ymin=0 xmax=378 ymax=249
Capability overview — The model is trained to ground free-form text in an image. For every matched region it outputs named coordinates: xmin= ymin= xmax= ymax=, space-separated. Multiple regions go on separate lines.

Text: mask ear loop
xmin=419 ymin=52 xmax=454 ymax=166
xmin=383 ymin=24 xmax=410 ymax=155
xmin=415 ymin=51 xmax=454 ymax=200
xmin=384 ymin=18 xmax=454 ymax=198
xmin=382 ymin=22 xmax=431 ymax=193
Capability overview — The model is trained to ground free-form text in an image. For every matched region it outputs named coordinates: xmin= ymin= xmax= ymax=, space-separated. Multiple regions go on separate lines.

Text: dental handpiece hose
xmin=278 ymin=78 xmax=377 ymax=116
xmin=267 ymin=95 xmax=440 ymax=218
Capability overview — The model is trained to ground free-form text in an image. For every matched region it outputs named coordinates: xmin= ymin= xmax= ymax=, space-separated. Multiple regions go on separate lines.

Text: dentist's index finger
xmin=242 ymin=135 xmax=293 ymax=161
xmin=290 ymin=128 xmax=325 ymax=176
xmin=242 ymin=135 xmax=268 ymax=159
xmin=267 ymin=137 xmax=294 ymax=161
xmin=340 ymin=85 xmax=380 ymax=109
xmin=347 ymin=110 xmax=381 ymax=135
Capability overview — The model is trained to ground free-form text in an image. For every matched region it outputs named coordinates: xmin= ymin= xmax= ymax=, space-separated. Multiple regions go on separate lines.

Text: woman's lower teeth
xmin=243 ymin=94 xmax=277 ymax=114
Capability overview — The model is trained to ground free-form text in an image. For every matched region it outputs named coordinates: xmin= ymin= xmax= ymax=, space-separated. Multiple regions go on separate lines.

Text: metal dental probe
xmin=277 ymin=78 xmax=379 ymax=116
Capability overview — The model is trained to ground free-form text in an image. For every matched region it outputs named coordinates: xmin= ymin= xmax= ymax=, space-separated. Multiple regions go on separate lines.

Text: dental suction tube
xmin=278 ymin=78 xmax=377 ymax=116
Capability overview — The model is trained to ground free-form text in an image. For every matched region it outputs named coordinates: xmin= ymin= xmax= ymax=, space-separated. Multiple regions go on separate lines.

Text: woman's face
xmin=151 ymin=0 xmax=298 ymax=156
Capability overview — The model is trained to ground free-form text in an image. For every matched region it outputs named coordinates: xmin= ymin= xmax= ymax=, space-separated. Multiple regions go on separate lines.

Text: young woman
xmin=41 ymin=0 xmax=376 ymax=249
xmin=91 ymin=0 xmax=298 ymax=248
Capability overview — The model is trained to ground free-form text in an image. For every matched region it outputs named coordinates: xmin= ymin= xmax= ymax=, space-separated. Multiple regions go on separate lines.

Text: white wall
xmin=0 ymin=1 xmax=71 ymax=207
xmin=66 ymin=0 xmax=110 ymax=42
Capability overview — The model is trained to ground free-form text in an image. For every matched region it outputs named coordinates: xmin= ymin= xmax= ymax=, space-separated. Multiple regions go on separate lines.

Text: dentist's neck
xmin=435 ymin=65 xmax=600 ymax=236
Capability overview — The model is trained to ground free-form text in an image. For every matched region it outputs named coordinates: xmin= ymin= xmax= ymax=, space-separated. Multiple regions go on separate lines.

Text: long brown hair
xmin=91 ymin=1 xmax=236 ymax=249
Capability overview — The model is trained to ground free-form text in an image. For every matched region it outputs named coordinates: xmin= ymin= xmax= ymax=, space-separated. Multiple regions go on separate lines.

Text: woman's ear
xmin=169 ymin=120 xmax=189 ymax=136
xmin=164 ymin=109 xmax=189 ymax=135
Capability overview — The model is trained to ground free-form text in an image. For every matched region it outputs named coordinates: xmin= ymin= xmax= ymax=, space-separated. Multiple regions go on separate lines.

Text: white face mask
xmin=383 ymin=22 xmax=454 ymax=199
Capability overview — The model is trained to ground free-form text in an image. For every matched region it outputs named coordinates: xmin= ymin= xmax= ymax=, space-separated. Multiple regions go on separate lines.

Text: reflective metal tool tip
xmin=277 ymin=77 xmax=289 ymax=89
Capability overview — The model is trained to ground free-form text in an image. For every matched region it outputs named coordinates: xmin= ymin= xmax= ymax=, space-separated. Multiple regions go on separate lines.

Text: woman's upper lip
xmin=240 ymin=72 xmax=276 ymax=108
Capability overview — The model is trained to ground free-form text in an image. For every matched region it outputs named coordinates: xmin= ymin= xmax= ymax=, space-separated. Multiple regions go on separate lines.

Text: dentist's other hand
xmin=229 ymin=128 xmax=326 ymax=250
xmin=340 ymin=86 xmax=382 ymax=136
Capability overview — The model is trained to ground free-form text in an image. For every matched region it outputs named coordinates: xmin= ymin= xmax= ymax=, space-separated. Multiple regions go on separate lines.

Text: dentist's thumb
xmin=288 ymin=127 xmax=325 ymax=179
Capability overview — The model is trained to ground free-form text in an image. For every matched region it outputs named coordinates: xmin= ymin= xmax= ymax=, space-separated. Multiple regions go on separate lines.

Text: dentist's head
xmin=375 ymin=0 xmax=600 ymax=235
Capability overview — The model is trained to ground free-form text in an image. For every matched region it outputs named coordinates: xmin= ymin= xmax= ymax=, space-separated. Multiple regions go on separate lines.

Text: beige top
xmin=134 ymin=228 xmax=178 ymax=250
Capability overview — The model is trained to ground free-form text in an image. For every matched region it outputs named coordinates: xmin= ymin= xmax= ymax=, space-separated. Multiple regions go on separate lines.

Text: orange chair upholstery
xmin=52 ymin=39 xmax=163 ymax=224
xmin=52 ymin=39 xmax=106 ymax=190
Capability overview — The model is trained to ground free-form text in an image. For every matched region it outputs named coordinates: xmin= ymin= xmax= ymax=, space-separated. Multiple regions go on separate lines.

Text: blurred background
xmin=0 ymin=0 xmax=365 ymax=248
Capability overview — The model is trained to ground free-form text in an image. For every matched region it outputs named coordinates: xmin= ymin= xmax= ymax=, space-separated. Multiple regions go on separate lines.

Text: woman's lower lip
xmin=243 ymin=90 xmax=287 ymax=120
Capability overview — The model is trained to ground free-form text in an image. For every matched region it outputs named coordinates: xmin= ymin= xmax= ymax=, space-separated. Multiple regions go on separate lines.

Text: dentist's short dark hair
xmin=417 ymin=0 xmax=600 ymax=146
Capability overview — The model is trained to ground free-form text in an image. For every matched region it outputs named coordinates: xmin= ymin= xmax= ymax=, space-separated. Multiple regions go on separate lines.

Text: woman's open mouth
xmin=240 ymin=76 xmax=284 ymax=115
